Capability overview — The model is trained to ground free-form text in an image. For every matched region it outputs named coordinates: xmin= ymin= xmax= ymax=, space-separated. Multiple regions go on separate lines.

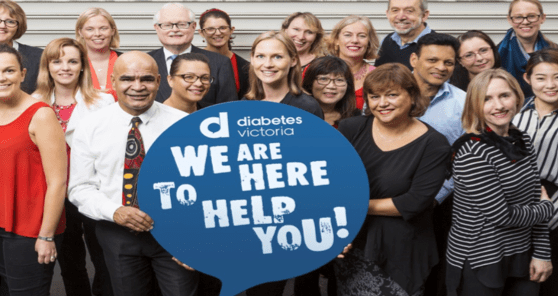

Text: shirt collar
xmin=116 ymin=101 xmax=159 ymax=126
xmin=521 ymin=96 xmax=558 ymax=115
xmin=432 ymin=81 xmax=451 ymax=103
xmin=11 ymin=40 xmax=19 ymax=51
xmin=390 ymin=23 xmax=431 ymax=48
xmin=163 ymin=46 xmax=192 ymax=62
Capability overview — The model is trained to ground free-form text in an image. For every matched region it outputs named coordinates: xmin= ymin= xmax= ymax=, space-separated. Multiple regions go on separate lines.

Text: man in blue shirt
xmin=375 ymin=0 xmax=432 ymax=69
xmin=410 ymin=32 xmax=465 ymax=296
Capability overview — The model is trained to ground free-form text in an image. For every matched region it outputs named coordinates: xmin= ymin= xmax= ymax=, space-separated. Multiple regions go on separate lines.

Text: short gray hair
xmin=388 ymin=0 xmax=428 ymax=12
xmin=153 ymin=3 xmax=196 ymax=25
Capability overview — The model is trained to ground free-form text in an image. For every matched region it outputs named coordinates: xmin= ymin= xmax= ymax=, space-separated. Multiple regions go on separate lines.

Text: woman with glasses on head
xmin=281 ymin=12 xmax=325 ymax=73
xmin=0 ymin=0 xmax=43 ymax=94
xmin=451 ymin=30 xmax=501 ymax=91
xmin=33 ymin=37 xmax=115 ymax=296
xmin=199 ymin=8 xmax=249 ymax=99
xmin=336 ymin=63 xmax=449 ymax=296
xmin=327 ymin=15 xmax=379 ymax=111
xmin=447 ymin=68 xmax=553 ymax=296
xmin=513 ymin=48 xmax=558 ymax=296
xmin=164 ymin=53 xmax=212 ymax=113
xmin=75 ymin=7 xmax=121 ymax=100
xmin=498 ymin=0 xmax=557 ymax=98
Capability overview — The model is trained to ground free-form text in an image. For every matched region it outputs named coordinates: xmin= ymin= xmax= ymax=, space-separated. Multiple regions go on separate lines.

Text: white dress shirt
xmin=163 ymin=46 xmax=191 ymax=74
xmin=68 ymin=102 xmax=186 ymax=222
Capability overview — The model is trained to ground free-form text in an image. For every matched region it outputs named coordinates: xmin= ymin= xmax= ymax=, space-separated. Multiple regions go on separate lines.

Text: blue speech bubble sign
xmin=137 ymin=101 xmax=369 ymax=295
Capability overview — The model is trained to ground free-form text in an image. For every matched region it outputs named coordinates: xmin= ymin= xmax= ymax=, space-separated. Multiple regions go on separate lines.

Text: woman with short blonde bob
xmin=336 ymin=63 xmax=449 ymax=296
xmin=447 ymin=68 xmax=553 ymax=295
xmin=75 ymin=7 xmax=121 ymax=99
xmin=281 ymin=12 xmax=325 ymax=71
xmin=327 ymin=15 xmax=379 ymax=110
xmin=244 ymin=31 xmax=323 ymax=119
xmin=34 ymin=37 xmax=114 ymax=296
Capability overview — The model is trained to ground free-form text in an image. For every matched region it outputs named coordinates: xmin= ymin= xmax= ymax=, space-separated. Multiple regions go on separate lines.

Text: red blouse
xmin=89 ymin=50 xmax=119 ymax=101
xmin=355 ymin=87 xmax=364 ymax=110
xmin=0 ymin=102 xmax=65 ymax=237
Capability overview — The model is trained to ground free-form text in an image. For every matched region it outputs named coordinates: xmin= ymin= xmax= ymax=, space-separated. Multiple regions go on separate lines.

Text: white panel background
xmin=15 ymin=1 xmax=558 ymax=59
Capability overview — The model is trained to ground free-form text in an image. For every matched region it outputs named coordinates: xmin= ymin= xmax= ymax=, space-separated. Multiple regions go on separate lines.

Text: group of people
xmin=0 ymin=0 xmax=557 ymax=296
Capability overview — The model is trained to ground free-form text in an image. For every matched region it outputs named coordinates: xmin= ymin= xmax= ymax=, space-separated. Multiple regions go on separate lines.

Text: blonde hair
xmin=75 ymin=7 xmax=120 ymax=49
xmin=245 ymin=31 xmax=302 ymax=101
xmin=281 ymin=12 xmax=325 ymax=55
xmin=327 ymin=15 xmax=379 ymax=60
xmin=462 ymin=69 xmax=524 ymax=134
xmin=508 ymin=0 xmax=557 ymax=48
xmin=35 ymin=38 xmax=102 ymax=107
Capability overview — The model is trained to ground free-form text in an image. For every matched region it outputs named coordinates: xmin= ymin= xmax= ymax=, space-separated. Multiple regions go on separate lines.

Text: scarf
xmin=498 ymin=28 xmax=549 ymax=98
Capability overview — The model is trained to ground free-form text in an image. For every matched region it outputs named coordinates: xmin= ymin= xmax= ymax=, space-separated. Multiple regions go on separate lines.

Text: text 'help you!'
xmin=137 ymin=101 xmax=369 ymax=295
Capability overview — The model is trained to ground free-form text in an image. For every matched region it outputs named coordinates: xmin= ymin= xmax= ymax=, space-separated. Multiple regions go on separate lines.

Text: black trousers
xmin=244 ymin=280 xmax=287 ymax=296
xmin=539 ymin=227 xmax=558 ymax=296
xmin=454 ymin=261 xmax=539 ymax=296
xmin=58 ymin=200 xmax=113 ymax=296
xmin=294 ymin=261 xmax=337 ymax=296
xmin=0 ymin=228 xmax=62 ymax=296
xmin=96 ymin=221 xmax=198 ymax=296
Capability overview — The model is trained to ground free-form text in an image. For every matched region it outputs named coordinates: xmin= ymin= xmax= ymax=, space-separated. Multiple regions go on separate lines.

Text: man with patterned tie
xmin=68 ymin=51 xmax=197 ymax=296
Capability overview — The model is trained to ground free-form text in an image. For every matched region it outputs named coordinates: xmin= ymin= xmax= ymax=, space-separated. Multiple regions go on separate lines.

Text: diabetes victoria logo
xmin=137 ymin=101 xmax=369 ymax=295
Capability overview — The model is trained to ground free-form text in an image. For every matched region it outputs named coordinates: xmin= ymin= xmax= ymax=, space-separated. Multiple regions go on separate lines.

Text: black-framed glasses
xmin=157 ymin=22 xmax=193 ymax=30
xmin=316 ymin=77 xmax=347 ymax=87
xmin=0 ymin=19 xmax=18 ymax=28
xmin=202 ymin=26 xmax=230 ymax=35
xmin=509 ymin=14 xmax=541 ymax=24
xmin=459 ymin=47 xmax=492 ymax=62
xmin=173 ymin=73 xmax=213 ymax=84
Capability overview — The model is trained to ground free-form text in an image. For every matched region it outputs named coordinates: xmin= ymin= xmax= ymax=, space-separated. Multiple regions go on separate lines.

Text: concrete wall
xmin=16 ymin=0 xmax=558 ymax=59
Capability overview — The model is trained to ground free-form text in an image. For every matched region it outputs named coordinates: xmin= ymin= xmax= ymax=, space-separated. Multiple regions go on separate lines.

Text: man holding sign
xmin=68 ymin=51 xmax=197 ymax=296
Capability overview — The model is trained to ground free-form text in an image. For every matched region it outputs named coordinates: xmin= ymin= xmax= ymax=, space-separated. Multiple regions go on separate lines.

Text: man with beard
xmin=375 ymin=0 xmax=432 ymax=69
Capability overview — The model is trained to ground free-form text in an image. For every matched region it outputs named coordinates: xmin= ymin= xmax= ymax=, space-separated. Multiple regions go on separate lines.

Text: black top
xmin=338 ymin=116 xmax=450 ymax=294
xmin=18 ymin=43 xmax=43 ymax=95
xmin=280 ymin=92 xmax=324 ymax=119
xmin=374 ymin=30 xmax=435 ymax=70
xmin=235 ymin=53 xmax=250 ymax=99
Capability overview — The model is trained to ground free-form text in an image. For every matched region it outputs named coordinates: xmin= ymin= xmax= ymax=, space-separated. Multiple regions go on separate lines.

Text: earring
xmin=202 ymin=39 xmax=205 ymax=43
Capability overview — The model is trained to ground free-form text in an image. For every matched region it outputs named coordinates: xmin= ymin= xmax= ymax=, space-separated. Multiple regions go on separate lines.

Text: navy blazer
xmin=148 ymin=46 xmax=238 ymax=107
xmin=18 ymin=43 xmax=43 ymax=94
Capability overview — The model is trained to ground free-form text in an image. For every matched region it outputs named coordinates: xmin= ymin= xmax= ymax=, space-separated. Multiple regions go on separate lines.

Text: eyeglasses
xmin=509 ymin=14 xmax=541 ymax=24
xmin=459 ymin=47 xmax=492 ymax=62
xmin=202 ymin=26 xmax=230 ymax=35
xmin=316 ymin=77 xmax=347 ymax=87
xmin=0 ymin=19 xmax=18 ymax=28
xmin=157 ymin=22 xmax=193 ymax=30
xmin=173 ymin=73 xmax=213 ymax=84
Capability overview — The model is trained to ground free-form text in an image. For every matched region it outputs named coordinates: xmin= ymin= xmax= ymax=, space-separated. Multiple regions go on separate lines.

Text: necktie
xmin=123 ymin=117 xmax=145 ymax=208
xmin=169 ymin=54 xmax=178 ymax=61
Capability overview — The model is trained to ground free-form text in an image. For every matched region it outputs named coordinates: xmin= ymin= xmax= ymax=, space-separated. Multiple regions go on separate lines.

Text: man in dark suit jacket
xmin=149 ymin=3 xmax=237 ymax=107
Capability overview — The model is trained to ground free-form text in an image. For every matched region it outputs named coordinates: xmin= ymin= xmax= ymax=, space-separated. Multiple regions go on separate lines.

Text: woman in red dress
xmin=0 ymin=43 xmax=67 ymax=295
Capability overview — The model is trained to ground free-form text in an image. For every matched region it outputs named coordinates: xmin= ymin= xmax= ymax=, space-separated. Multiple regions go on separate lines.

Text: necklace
xmin=353 ymin=64 xmax=368 ymax=81
xmin=52 ymin=103 xmax=76 ymax=129
xmin=373 ymin=123 xmax=410 ymax=143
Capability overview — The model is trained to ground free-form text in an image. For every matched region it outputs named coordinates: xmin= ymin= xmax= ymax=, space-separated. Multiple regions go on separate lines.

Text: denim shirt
xmin=419 ymin=81 xmax=466 ymax=203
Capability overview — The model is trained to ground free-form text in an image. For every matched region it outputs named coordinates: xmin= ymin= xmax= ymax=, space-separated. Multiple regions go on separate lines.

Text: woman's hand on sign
xmin=173 ymin=257 xmax=195 ymax=271
xmin=337 ymin=244 xmax=352 ymax=258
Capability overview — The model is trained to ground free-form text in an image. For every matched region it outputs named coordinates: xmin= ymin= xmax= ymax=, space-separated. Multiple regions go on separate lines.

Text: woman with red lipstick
xmin=328 ymin=15 xmax=379 ymax=111
xmin=281 ymin=12 xmax=325 ymax=72
xmin=199 ymin=8 xmax=249 ymax=99
xmin=447 ymin=68 xmax=553 ymax=295
xmin=75 ymin=7 xmax=121 ymax=100
xmin=498 ymin=0 xmax=557 ymax=99
xmin=336 ymin=63 xmax=449 ymax=296
xmin=451 ymin=30 xmax=501 ymax=91
xmin=0 ymin=0 xmax=43 ymax=94
xmin=33 ymin=38 xmax=114 ymax=296
xmin=164 ymin=53 xmax=211 ymax=113
xmin=513 ymin=48 xmax=558 ymax=296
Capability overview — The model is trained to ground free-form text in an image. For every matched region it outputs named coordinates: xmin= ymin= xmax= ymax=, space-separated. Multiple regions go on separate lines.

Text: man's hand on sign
xmin=113 ymin=206 xmax=154 ymax=232
xmin=173 ymin=257 xmax=195 ymax=271
xmin=337 ymin=244 xmax=352 ymax=259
